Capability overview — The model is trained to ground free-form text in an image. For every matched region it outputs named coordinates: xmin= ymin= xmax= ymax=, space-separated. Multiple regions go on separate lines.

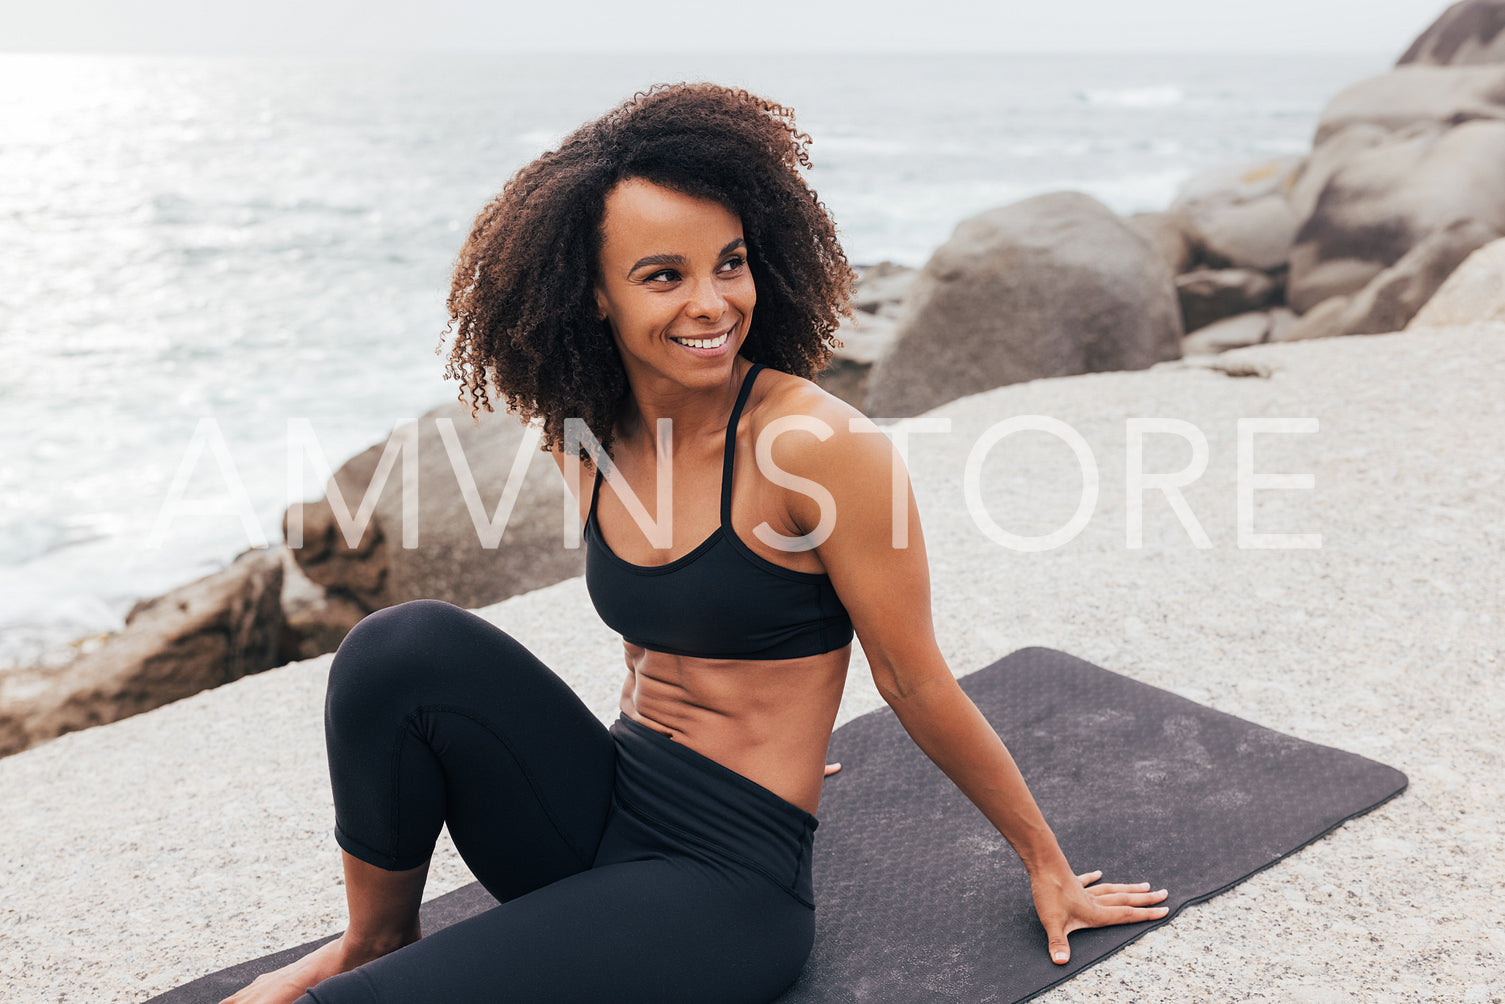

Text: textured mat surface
xmin=146 ymin=648 xmax=1406 ymax=1003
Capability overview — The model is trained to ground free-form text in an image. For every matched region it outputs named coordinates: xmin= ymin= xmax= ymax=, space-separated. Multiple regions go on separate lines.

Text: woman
xmin=224 ymin=81 xmax=1167 ymax=1004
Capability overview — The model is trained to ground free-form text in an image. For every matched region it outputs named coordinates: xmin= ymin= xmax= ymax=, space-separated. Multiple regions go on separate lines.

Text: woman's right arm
xmin=768 ymin=391 xmax=1169 ymax=964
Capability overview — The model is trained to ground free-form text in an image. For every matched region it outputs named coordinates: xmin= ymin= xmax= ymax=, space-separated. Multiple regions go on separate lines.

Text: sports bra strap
xmin=721 ymin=363 xmax=764 ymax=526
xmin=587 ymin=449 xmax=604 ymax=523
xmin=588 ymin=362 xmax=764 ymax=531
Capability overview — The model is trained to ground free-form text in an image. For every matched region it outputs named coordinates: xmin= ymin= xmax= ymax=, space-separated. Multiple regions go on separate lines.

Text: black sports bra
xmin=583 ymin=363 xmax=855 ymax=661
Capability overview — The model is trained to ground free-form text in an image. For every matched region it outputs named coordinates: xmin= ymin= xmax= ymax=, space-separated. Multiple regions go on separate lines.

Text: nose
xmin=685 ymin=276 xmax=726 ymax=320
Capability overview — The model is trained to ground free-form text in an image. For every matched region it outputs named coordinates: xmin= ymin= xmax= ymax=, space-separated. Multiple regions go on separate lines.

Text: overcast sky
xmin=1 ymin=0 xmax=1453 ymax=55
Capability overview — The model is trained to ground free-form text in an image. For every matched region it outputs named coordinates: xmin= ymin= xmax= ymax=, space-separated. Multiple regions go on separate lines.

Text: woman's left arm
xmin=774 ymin=393 xmax=1169 ymax=964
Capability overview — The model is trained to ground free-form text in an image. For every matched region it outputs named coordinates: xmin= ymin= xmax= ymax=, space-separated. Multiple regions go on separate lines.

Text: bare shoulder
xmin=749 ymin=369 xmax=897 ymax=503
xmin=749 ymin=368 xmax=872 ymax=451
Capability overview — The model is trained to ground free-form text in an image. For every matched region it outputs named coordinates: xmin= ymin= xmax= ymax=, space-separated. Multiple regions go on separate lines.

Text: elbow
xmin=871 ymin=665 xmax=950 ymax=709
xmin=867 ymin=637 xmax=955 ymax=708
xmin=870 ymin=661 xmax=913 ymax=706
xmin=875 ymin=680 xmax=907 ymax=707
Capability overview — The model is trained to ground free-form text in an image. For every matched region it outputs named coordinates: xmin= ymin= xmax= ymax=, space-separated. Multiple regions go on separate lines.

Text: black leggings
xmin=297 ymin=599 xmax=818 ymax=1004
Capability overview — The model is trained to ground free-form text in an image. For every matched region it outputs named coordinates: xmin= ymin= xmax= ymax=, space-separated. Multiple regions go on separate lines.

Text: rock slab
xmin=287 ymin=400 xmax=585 ymax=614
xmin=865 ymin=192 xmax=1182 ymax=417
xmin=0 ymin=548 xmax=284 ymax=757
xmin=1398 ymin=0 xmax=1505 ymax=67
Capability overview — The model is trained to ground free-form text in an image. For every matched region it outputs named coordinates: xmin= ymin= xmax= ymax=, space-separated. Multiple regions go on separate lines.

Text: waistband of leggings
xmin=610 ymin=713 xmax=817 ymax=903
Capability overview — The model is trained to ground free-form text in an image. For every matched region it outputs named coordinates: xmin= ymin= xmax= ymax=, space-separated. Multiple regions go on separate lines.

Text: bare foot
xmin=218 ymin=930 xmax=417 ymax=1004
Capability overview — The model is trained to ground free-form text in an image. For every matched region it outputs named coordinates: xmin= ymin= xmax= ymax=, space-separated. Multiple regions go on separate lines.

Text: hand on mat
xmin=1031 ymin=868 xmax=1169 ymax=965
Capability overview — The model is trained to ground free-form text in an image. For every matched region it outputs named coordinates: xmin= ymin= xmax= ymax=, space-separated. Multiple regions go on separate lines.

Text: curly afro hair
xmin=442 ymin=81 xmax=857 ymax=459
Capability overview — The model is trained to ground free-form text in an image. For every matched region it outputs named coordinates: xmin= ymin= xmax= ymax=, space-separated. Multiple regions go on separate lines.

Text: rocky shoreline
xmin=5 ymin=1 xmax=1505 ymax=758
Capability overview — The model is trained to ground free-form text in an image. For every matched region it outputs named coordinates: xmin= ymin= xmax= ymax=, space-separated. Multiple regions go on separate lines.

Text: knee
xmin=326 ymin=599 xmax=470 ymax=720
xmin=337 ymin=598 xmax=463 ymax=654
xmin=325 ymin=600 xmax=541 ymax=715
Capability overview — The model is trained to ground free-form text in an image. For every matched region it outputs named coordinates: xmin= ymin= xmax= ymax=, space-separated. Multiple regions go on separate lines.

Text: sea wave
xmin=1076 ymin=85 xmax=1186 ymax=109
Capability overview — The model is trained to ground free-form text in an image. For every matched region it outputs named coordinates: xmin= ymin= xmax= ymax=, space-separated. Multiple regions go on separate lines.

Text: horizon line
xmin=0 ymin=46 xmax=1403 ymax=58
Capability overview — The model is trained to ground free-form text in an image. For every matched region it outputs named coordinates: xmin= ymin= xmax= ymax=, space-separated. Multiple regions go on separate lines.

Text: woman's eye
xmin=642 ymin=258 xmax=742 ymax=284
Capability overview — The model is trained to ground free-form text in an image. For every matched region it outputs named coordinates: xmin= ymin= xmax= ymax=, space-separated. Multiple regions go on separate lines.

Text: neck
xmin=616 ymin=358 xmax=752 ymax=452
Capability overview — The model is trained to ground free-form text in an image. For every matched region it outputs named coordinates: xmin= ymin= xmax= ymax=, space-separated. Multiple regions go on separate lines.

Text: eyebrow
xmin=626 ymin=237 xmax=747 ymax=276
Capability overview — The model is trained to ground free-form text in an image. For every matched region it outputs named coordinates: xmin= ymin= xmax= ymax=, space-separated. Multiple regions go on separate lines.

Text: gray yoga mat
xmin=144 ymin=648 xmax=1406 ymax=1003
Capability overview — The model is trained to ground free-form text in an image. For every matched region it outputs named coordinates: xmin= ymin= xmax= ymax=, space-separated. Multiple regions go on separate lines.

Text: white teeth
xmin=673 ymin=331 xmax=729 ymax=349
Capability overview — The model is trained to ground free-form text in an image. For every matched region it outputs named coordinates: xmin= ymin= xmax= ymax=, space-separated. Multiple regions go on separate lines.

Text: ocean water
xmin=0 ymin=51 xmax=1393 ymax=666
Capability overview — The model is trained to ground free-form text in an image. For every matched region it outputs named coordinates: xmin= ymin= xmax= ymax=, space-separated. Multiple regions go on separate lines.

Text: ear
xmin=593 ymin=285 xmax=609 ymax=322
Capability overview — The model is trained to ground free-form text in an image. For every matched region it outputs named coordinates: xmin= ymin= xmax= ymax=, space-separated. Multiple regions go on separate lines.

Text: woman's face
xmin=593 ymin=177 xmax=755 ymax=386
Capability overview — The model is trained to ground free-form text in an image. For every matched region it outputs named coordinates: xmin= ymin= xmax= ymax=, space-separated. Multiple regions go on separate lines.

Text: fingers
xmin=1077 ymin=877 xmax=1172 ymax=923
xmin=823 ymin=762 xmax=842 ymax=777
xmin=1118 ymin=891 xmax=1170 ymax=907
xmin=1042 ymin=871 xmax=1172 ymax=964
xmin=1088 ymin=883 xmax=1170 ymax=926
xmin=1089 ymin=885 xmax=1167 ymax=903
xmin=1090 ymin=888 xmax=1169 ymax=908
xmin=1082 ymin=880 xmax=1159 ymax=896
xmin=1074 ymin=873 xmax=1165 ymax=897
xmin=1102 ymin=903 xmax=1171 ymax=925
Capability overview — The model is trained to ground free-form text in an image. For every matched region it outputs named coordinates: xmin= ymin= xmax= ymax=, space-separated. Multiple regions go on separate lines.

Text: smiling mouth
xmin=670 ymin=325 xmax=733 ymax=349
